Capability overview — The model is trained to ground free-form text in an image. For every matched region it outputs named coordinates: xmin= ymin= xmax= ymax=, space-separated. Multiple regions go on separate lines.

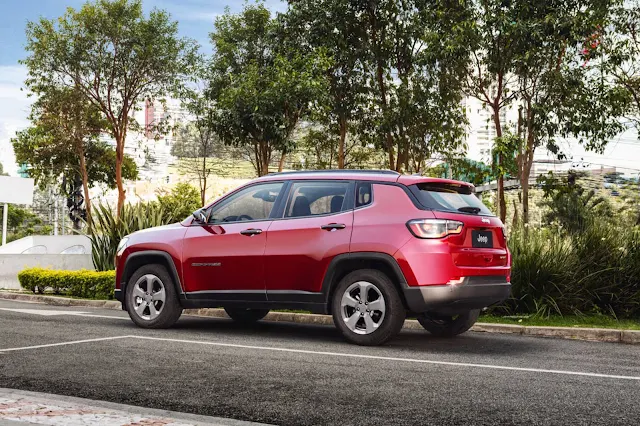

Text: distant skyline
xmin=0 ymin=0 xmax=638 ymax=178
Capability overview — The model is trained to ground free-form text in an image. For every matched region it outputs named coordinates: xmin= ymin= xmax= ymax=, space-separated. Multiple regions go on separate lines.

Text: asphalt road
xmin=0 ymin=299 xmax=639 ymax=426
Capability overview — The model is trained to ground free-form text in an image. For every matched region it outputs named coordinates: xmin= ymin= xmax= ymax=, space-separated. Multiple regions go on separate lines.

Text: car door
xmin=181 ymin=181 xmax=286 ymax=299
xmin=264 ymin=180 xmax=354 ymax=300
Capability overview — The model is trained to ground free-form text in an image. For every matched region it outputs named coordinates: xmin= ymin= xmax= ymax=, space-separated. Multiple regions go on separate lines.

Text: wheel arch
xmin=322 ymin=252 xmax=409 ymax=314
xmin=121 ymin=250 xmax=184 ymax=306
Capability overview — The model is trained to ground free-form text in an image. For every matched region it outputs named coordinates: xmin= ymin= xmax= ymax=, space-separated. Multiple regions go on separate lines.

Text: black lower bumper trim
xmin=403 ymin=276 xmax=510 ymax=314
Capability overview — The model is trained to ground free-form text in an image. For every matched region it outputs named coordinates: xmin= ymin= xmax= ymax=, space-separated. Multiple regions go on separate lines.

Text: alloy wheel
xmin=131 ymin=274 xmax=166 ymax=321
xmin=340 ymin=281 xmax=386 ymax=335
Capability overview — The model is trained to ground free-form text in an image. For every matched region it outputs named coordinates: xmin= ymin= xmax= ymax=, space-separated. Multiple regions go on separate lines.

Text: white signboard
xmin=0 ymin=176 xmax=35 ymax=205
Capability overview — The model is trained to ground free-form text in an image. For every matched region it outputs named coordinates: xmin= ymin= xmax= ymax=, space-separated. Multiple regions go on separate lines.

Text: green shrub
xmin=18 ymin=268 xmax=115 ymax=299
xmin=86 ymin=202 xmax=171 ymax=271
xmin=494 ymin=223 xmax=640 ymax=319
xmin=156 ymin=182 xmax=201 ymax=222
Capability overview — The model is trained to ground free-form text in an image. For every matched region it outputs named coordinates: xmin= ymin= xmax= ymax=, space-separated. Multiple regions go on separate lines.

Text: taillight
xmin=406 ymin=219 xmax=464 ymax=239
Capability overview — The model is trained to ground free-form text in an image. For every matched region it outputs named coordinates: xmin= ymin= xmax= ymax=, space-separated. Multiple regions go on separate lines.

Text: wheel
xmin=331 ymin=269 xmax=405 ymax=346
xmin=416 ymin=309 xmax=480 ymax=337
xmin=125 ymin=264 xmax=183 ymax=329
xmin=224 ymin=307 xmax=270 ymax=324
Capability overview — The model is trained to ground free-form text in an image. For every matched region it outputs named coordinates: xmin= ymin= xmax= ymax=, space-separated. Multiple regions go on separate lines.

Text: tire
xmin=125 ymin=264 xmax=183 ymax=329
xmin=331 ymin=269 xmax=406 ymax=346
xmin=224 ymin=307 xmax=270 ymax=324
xmin=416 ymin=309 xmax=480 ymax=337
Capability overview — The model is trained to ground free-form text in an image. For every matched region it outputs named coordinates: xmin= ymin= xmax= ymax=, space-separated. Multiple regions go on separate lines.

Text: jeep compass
xmin=115 ymin=170 xmax=511 ymax=345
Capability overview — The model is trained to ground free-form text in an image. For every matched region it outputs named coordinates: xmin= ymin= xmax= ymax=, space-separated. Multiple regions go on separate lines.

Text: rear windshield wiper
xmin=457 ymin=206 xmax=481 ymax=214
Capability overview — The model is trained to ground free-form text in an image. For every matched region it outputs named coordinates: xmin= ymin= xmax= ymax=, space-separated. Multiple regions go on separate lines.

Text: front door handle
xmin=240 ymin=228 xmax=263 ymax=236
xmin=321 ymin=223 xmax=346 ymax=231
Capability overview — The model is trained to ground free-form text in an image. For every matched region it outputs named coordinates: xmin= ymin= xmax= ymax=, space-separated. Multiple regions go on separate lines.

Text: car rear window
xmin=410 ymin=183 xmax=494 ymax=216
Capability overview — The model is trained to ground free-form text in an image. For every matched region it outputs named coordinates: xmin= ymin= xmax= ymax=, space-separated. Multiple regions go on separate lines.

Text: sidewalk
xmin=0 ymin=388 xmax=268 ymax=426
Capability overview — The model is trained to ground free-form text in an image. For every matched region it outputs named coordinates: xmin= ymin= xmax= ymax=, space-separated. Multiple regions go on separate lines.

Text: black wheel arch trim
xmin=120 ymin=250 xmax=184 ymax=305
xmin=320 ymin=252 xmax=410 ymax=312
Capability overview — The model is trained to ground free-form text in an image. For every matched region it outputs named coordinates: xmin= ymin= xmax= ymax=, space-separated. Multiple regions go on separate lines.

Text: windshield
xmin=410 ymin=183 xmax=494 ymax=216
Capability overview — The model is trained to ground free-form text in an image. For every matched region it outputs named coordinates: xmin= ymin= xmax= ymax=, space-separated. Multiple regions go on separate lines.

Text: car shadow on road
xmin=145 ymin=316 xmax=540 ymax=357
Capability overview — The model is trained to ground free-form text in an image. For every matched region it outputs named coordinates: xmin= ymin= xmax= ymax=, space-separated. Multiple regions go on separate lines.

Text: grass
xmin=479 ymin=314 xmax=640 ymax=330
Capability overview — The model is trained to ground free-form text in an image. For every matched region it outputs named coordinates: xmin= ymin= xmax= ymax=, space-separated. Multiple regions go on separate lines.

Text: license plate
xmin=472 ymin=230 xmax=493 ymax=248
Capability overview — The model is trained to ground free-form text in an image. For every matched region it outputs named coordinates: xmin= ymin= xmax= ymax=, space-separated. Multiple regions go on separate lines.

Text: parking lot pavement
xmin=1 ymin=299 xmax=639 ymax=426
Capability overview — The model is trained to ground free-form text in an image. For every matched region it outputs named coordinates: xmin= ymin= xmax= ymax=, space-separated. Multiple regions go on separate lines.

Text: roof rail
xmin=266 ymin=169 xmax=400 ymax=176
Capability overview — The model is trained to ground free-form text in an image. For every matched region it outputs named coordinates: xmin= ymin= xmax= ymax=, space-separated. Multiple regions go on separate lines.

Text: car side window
xmin=285 ymin=181 xmax=350 ymax=218
xmin=208 ymin=182 xmax=284 ymax=223
xmin=356 ymin=182 xmax=372 ymax=207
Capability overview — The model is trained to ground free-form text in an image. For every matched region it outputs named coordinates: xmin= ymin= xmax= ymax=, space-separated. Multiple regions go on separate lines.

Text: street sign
xmin=0 ymin=176 xmax=35 ymax=205
xmin=0 ymin=176 xmax=35 ymax=245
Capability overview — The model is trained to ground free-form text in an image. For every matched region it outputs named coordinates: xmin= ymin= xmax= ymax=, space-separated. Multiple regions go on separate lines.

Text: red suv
xmin=115 ymin=170 xmax=511 ymax=345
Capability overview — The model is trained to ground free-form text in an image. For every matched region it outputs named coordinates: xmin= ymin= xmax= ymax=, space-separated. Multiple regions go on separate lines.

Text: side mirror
xmin=192 ymin=208 xmax=207 ymax=224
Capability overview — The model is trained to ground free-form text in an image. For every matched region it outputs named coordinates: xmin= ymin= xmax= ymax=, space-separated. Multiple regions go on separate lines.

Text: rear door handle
xmin=240 ymin=228 xmax=263 ymax=236
xmin=321 ymin=223 xmax=346 ymax=231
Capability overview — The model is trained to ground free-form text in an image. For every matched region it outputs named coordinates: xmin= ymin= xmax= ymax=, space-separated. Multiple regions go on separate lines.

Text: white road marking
xmin=0 ymin=336 xmax=130 ymax=353
xmin=0 ymin=308 xmax=90 ymax=316
xmin=130 ymin=335 xmax=640 ymax=382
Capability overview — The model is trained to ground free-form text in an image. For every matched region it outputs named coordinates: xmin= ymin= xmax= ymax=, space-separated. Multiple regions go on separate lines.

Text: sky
xmin=0 ymin=0 xmax=638 ymax=178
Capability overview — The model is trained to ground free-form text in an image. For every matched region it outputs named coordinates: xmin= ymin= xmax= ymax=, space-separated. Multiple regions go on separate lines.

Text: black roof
xmin=267 ymin=169 xmax=400 ymax=176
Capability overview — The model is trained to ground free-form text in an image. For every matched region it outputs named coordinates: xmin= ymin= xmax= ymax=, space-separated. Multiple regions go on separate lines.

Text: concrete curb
xmin=1 ymin=291 xmax=638 ymax=345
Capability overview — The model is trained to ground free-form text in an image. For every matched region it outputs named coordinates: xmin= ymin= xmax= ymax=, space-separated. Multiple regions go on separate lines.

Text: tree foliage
xmin=175 ymin=55 xmax=224 ymax=205
xmin=12 ymin=126 xmax=138 ymax=194
xmin=209 ymin=3 xmax=330 ymax=176
xmin=156 ymin=182 xmax=201 ymax=222
xmin=22 ymin=0 xmax=196 ymax=214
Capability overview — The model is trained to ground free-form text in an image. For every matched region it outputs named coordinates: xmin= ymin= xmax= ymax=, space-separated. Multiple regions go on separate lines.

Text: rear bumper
xmin=403 ymin=276 xmax=511 ymax=315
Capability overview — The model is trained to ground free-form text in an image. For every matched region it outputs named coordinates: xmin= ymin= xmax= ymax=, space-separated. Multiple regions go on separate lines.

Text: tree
xmin=22 ymin=0 xmax=196 ymax=215
xmin=293 ymin=127 xmax=385 ymax=170
xmin=512 ymin=0 xmax=625 ymax=224
xmin=603 ymin=1 xmax=640 ymax=133
xmin=175 ymin=56 xmax=223 ymax=205
xmin=0 ymin=204 xmax=51 ymax=243
xmin=172 ymin=124 xmax=225 ymax=205
xmin=28 ymin=86 xmax=106 ymax=224
xmin=12 ymin=125 xmax=138 ymax=218
xmin=285 ymin=0 xmax=368 ymax=168
xmin=463 ymin=0 xmax=523 ymax=222
xmin=0 ymin=163 xmax=7 ymax=176
xmin=427 ymin=158 xmax=493 ymax=186
xmin=209 ymin=3 xmax=329 ymax=176
xmin=353 ymin=0 xmax=471 ymax=173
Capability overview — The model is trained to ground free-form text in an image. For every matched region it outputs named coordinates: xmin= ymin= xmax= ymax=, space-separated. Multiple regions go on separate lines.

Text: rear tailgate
xmin=431 ymin=211 xmax=508 ymax=267
xmin=407 ymin=181 xmax=508 ymax=268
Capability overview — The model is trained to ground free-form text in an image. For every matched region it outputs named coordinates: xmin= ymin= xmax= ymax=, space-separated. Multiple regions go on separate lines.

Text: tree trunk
xmin=366 ymin=5 xmax=395 ymax=170
xmin=278 ymin=151 xmax=286 ymax=172
xmin=115 ymin=131 xmax=126 ymax=218
xmin=255 ymin=140 xmax=271 ymax=177
xmin=200 ymin=156 xmax=207 ymax=206
xmin=520 ymin=101 xmax=535 ymax=226
xmin=492 ymin=107 xmax=506 ymax=223
xmin=78 ymin=146 xmax=92 ymax=228
xmin=521 ymin=134 xmax=535 ymax=226
xmin=338 ymin=118 xmax=346 ymax=169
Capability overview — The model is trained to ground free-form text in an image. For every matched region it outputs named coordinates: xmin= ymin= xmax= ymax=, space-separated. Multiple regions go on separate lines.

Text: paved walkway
xmin=0 ymin=388 xmax=266 ymax=426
